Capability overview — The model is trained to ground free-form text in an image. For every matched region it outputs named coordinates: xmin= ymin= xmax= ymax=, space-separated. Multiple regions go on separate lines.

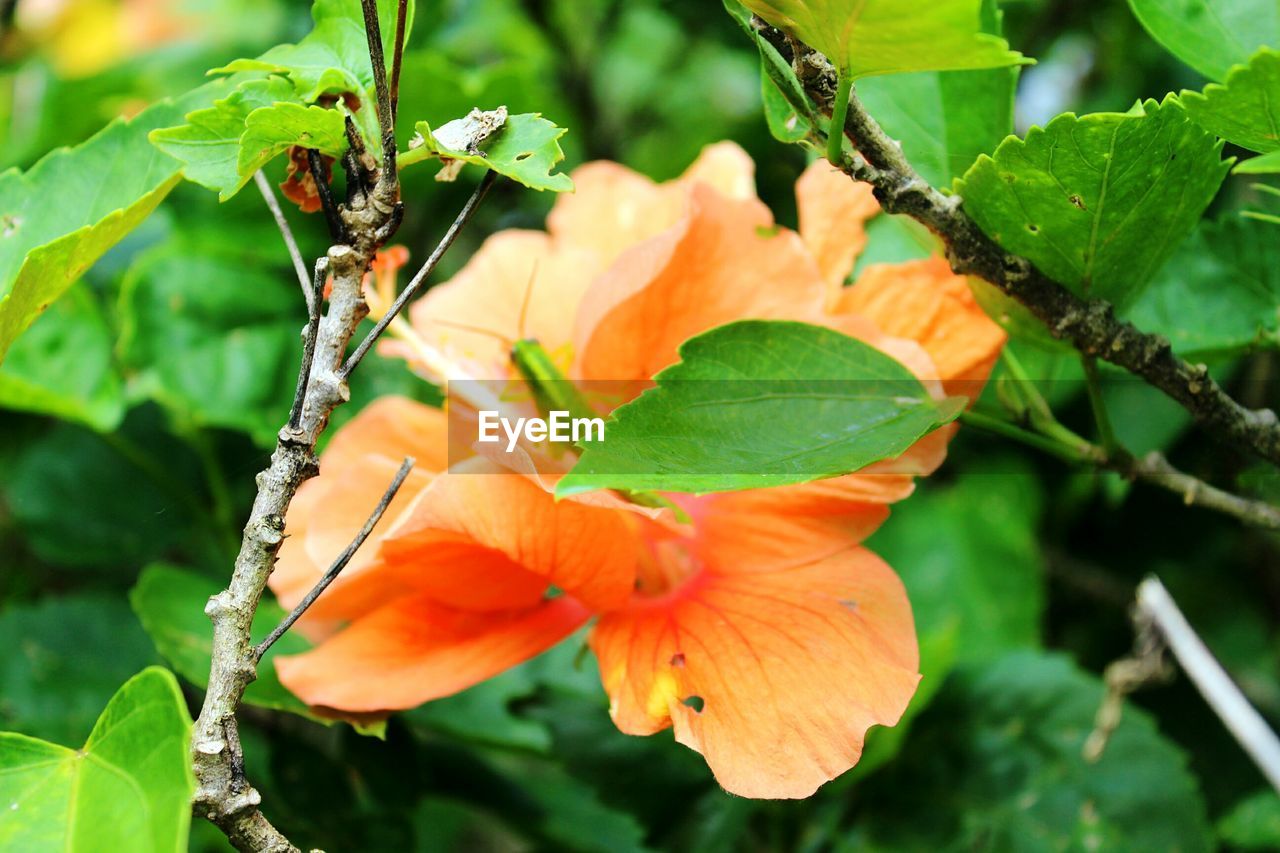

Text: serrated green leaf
xmin=0 ymin=284 xmax=124 ymax=431
xmin=955 ymin=98 xmax=1230 ymax=307
xmin=740 ymin=0 xmax=1028 ymax=79
xmin=128 ymin=564 xmax=383 ymax=736
xmin=1183 ymin=49 xmax=1280 ymax=153
xmin=1218 ymin=790 xmax=1280 ymax=850
xmin=1127 ymin=0 xmax=1279 ymax=81
xmin=149 ymin=76 xmax=301 ymax=200
xmin=850 ymin=651 xmax=1212 ymax=852
xmin=0 ymin=87 xmax=214 ymax=363
xmin=557 ymin=320 xmax=961 ymax=496
xmin=211 ymin=0 xmax=414 ymax=102
xmin=400 ymin=111 xmax=573 ymax=191
xmin=0 ymin=667 xmax=194 ymax=853
xmin=238 ymin=102 xmax=348 ymax=179
xmin=1127 ymin=213 xmax=1280 ymax=357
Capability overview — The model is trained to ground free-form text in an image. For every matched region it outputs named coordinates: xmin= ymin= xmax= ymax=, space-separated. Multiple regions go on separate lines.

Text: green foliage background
xmin=2 ymin=0 xmax=1280 ymax=850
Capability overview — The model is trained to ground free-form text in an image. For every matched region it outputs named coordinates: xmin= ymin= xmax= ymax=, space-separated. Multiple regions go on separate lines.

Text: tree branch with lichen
xmin=753 ymin=18 xmax=1280 ymax=471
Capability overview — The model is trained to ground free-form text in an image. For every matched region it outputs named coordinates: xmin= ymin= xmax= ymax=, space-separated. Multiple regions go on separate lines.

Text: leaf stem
xmin=1082 ymin=355 xmax=1120 ymax=455
xmin=826 ymin=70 xmax=852 ymax=165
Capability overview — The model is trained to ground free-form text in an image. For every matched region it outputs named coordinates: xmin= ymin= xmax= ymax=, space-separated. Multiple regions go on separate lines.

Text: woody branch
xmin=188 ymin=2 xmax=490 ymax=850
xmin=754 ymin=20 xmax=1280 ymax=472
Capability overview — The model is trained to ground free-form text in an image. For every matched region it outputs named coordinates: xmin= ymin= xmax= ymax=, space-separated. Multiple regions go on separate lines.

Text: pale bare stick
xmin=253 ymin=171 xmax=313 ymax=313
xmin=1138 ymin=576 xmax=1280 ymax=792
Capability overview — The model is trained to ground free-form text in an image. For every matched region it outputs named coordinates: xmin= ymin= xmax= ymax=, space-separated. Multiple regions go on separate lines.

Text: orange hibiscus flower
xmin=270 ymin=143 xmax=1004 ymax=799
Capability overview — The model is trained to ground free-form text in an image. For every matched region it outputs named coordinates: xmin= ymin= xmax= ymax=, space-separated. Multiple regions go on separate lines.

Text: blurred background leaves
xmin=2 ymin=0 xmax=1279 ymax=850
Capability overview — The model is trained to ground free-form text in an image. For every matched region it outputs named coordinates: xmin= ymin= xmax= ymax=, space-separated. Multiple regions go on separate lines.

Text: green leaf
xmin=117 ymin=244 xmax=299 ymax=446
xmin=557 ymin=320 xmax=961 ymax=496
xmin=128 ymin=564 xmax=383 ymax=736
xmin=850 ymin=463 xmax=1044 ymax=777
xmin=739 ymin=0 xmax=1028 ymax=79
xmin=1127 ymin=213 xmax=1280 ymax=357
xmin=1218 ymin=790 xmax=1280 ymax=850
xmin=1183 ymin=49 xmax=1280 ymax=153
xmin=400 ymin=110 xmax=573 ymax=191
xmin=872 ymin=462 xmax=1045 ymax=664
xmin=857 ymin=1 xmax=1017 ymax=186
xmin=0 ymin=595 xmax=159 ymax=745
xmin=955 ymin=98 xmax=1230 ymax=307
xmin=0 ymin=89 xmax=209 ymax=363
xmin=0 ymin=283 xmax=124 ymax=431
xmin=2 ymin=414 xmax=203 ymax=572
xmin=1127 ymin=0 xmax=1280 ymax=81
xmin=405 ymin=667 xmax=551 ymax=753
xmin=1237 ymin=149 xmax=1280 ymax=173
xmin=851 ymin=651 xmax=1212 ymax=851
xmin=211 ymin=0 xmax=415 ymax=102
xmin=0 ymin=667 xmax=194 ymax=853
xmin=149 ymin=77 xmax=302 ymax=200
xmin=238 ymin=102 xmax=348 ymax=180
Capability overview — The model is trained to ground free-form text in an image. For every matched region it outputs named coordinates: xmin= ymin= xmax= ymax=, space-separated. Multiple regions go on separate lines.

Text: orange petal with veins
xmin=592 ymin=546 xmax=919 ymax=798
xmin=574 ymin=184 xmax=826 ymax=381
xmin=276 ymin=594 xmax=590 ymax=712
xmin=380 ymin=459 xmax=639 ymax=612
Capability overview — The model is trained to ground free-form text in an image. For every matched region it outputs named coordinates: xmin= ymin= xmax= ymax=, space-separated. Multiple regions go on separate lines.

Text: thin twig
xmin=1137 ymin=576 xmax=1280 ymax=793
xmin=359 ymin=0 xmax=396 ymax=188
xmin=390 ymin=0 xmax=409 ymax=121
xmin=307 ymin=148 xmax=345 ymax=243
xmin=287 ymin=258 xmax=328 ymax=431
xmin=762 ymin=26 xmax=1280 ymax=469
xmin=255 ymin=456 xmax=415 ymax=659
xmin=252 ymin=171 xmax=312 ymax=313
xmin=340 ymin=170 xmax=497 ymax=378
xmin=960 ymin=409 xmax=1280 ymax=529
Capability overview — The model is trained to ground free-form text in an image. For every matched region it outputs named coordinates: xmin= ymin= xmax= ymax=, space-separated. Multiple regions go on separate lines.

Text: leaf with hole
xmin=0 ymin=667 xmax=193 ymax=852
xmin=557 ymin=320 xmax=961 ymax=497
xmin=955 ymin=98 xmax=1230 ymax=307
xmin=399 ymin=111 xmax=573 ymax=192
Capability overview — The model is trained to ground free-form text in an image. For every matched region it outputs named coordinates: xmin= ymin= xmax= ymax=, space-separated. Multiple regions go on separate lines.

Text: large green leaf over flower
xmin=740 ymin=0 xmax=1027 ymax=78
xmin=558 ymin=320 xmax=961 ymax=496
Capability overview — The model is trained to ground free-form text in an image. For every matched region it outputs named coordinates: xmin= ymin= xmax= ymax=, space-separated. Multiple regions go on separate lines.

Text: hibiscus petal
xmin=271 ymin=398 xmax=444 ymax=621
xmin=836 ymin=258 xmax=1007 ymax=397
xmin=796 ymin=160 xmax=881 ymax=297
xmin=381 ymin=463 xmax=639 ymax=611
xmin=276 ymin=594 xmax=590 ymax=712
xmin=404 ymin=230 xmax=601 ymax=374
xmin=574 ymin=184 xmax=827 ymax=381
xmin=547 ymin=142 xmax=757 ymax=269
xmin=591 ymin=547 xmax=919 ymax=799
